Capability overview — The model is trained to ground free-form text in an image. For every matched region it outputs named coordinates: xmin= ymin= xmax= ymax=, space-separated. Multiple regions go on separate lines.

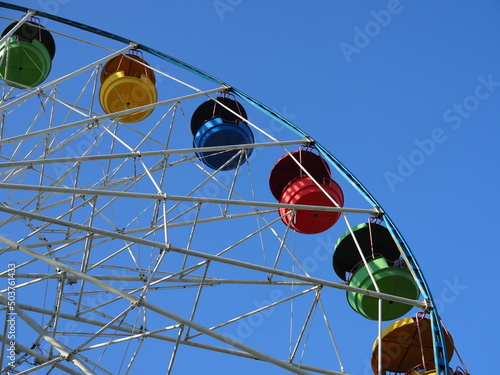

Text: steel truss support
xmin=0 ymin=208 xmax=425 ymax=309
xmin=0 ymin=235 xmax=344 ymax=375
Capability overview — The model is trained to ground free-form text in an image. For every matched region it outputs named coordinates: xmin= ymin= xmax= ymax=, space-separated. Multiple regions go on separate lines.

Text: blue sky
xmin=2 ymin=1 xmax=499 ymax=374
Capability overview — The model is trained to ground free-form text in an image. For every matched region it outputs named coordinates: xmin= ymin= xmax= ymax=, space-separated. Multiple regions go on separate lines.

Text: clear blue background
xmin=5 ymin=0 xmax=499 ymax=373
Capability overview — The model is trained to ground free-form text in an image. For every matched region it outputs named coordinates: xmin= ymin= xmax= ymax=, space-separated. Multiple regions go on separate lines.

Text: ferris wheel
xmin=0 ymin=3 xmax=470 ymax=375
